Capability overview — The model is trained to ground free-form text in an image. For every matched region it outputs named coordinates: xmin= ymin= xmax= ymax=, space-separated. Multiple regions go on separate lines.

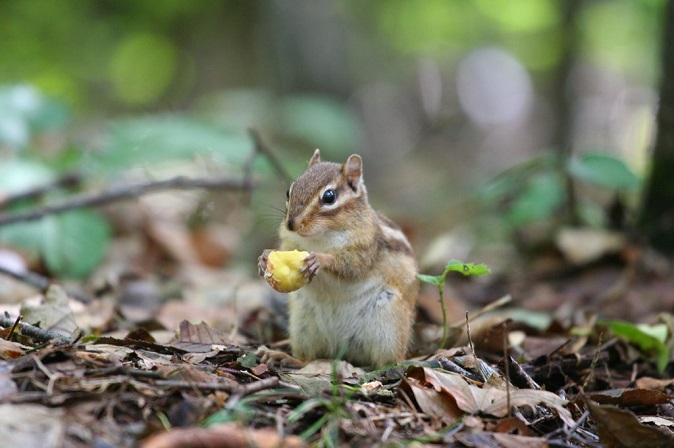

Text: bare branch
xmin=248 ymin=128 xmax=292 ymax=183
xmin=0 ymin=176 xmax=253 ymax=226
xmin=0 ymin=314 xmax=75 ymax=344
xmin=0 ymin=173 xmax=81 ymax=208
xmin=0 ymin=265 xmax=93 ymax=303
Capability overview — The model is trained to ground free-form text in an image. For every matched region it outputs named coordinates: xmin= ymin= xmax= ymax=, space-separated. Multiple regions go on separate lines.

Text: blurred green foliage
xmin=0 ymin=0 xmax=665 ymax=110
xmin=0 ymin=81 xmax=365 ymax=277
xmin=0 ymin=0 xmax=667 ymax=274
xmin=479 ymin=151 xmax=641 ymax=229
xmin=600 ymin=319 xmax=670 ymax=372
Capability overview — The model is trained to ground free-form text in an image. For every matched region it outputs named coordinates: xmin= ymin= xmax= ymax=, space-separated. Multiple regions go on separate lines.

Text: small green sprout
xmin=417 ymin=259 xmax=491 ymax=350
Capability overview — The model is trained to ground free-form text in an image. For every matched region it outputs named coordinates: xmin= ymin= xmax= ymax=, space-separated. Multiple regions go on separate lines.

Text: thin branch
xmin=153 ymin=379 xmax=236 ymax=392
xmin=0 ymin=314 xmax=75 ymax=344
xmin=248 ymin=128 xmax=292 ymax=183
xmin=0 ymin=173 xmax=81 ymax=208
xmin=7 ymin=314 xmax=22 ymax=340
xmin=503 ymin=320 xmax=511 ymax=417
xmin=0 ymin=176 xmax=254 ymax=226
xmin=498 ymin=355 xmax=541 ymax=390
xmin=0 ymin=265 xmax=93 ymax=303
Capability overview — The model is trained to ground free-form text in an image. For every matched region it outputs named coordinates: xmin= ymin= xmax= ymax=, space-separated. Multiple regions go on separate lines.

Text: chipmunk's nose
xmin=286 ymin=217 xmax=295 ymax=232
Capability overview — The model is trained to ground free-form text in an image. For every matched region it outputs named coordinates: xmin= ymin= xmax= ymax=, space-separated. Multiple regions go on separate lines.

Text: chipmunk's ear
xmin=344 ymin=154 xmax=363 ymax=191
xmin=308 ymin=149 xmax=321 ymax=167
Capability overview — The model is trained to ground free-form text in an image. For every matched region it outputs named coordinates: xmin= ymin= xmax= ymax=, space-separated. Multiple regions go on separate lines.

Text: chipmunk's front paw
xmin=301 ymin=252 xmax=321 ymax=281
xmin=257 ymin=249 xmax=272 ymax=276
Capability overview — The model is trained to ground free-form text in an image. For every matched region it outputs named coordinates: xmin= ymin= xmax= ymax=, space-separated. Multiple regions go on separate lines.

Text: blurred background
xmin=0 ymin=0 xmax=665 ymax=285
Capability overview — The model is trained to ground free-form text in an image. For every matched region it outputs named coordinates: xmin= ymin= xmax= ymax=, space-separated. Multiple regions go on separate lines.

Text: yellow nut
xmin=264 ymin=250 xmax=310 ymax=293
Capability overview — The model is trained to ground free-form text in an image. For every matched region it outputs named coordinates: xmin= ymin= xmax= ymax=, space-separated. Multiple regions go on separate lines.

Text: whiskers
xmin=257 ymin=204 xmax=287 ymax=225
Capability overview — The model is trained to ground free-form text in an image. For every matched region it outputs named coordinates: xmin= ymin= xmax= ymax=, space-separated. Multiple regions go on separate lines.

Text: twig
xmin=240 ymin=376 xmax=280 ymax=396
xmin=465 ymin=312 xmax=475 ymax=356
xmin=503 ymin=320 xmax=511 ymax=418
xmin=581 ymin=331 xmax=604 ymax=391
xmin=438 ymin=281 xmax=449 ymax=350
xmin=7 ymin=314 xmax=22 ymax=340
xmin=498 ymin=355 xmax=541 ymax=390
xmin=153 ymin=379 xmax=237 ymax=392
xmin=0 ymin=265 xmax=93 ymax=303
xmin=0 ymin=176 xmax=253 ymax=226
xmin=0 ymin=315 xmax=75 ymax=344
xmin=0 ymin=173 xmax=81 ymax=208
xmin=248 ymin=128 xmax=292 ymax=182
xmin=449 ymin=294 xmax=511 ymax=327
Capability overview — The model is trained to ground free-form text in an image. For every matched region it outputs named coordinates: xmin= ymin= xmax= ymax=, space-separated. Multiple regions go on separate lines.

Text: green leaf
xmin=0 ymin=219 xmax=44 ymax=255
xmin=601 ymin=319 xmax=670 ymax=372
xmin=280 ymin=95 xmax=362 ymax=156
xmin=42 ymin=210 xmax=110 ymax=278
xmin=237 ymin=352 xmax=258 ymax=368
xmin=416 ymin=273 xmax=444 ymax=286
xmin=507 ymin=174 xmax=564 ymax=226
xmin=443 ymin=259 xmax=491 ymax=277
xmin=0 ymin=85 xmax=70 ymax=148
xmin=93 ymin=115 xmax=252 ymax=174
xmin=0 ymin=210 xmax=109 ymax=279
xmin=568 ymin=153 xmax=641 ymax=190
xmin=0 ymin=159 xmax=54 ymax=195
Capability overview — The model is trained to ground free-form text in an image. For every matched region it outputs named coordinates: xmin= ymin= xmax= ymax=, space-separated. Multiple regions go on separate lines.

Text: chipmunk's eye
xmin=321 ymin=189 xmax=336 ymax=205
xmin=286 ymin=189 xmax=290 ymax=200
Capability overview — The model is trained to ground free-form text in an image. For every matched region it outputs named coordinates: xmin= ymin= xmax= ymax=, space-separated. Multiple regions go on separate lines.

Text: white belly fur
xmin=288 ymin=273 xmax=402 ymax=366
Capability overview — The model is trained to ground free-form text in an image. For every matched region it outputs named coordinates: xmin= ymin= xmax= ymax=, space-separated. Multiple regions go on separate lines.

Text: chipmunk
xmin=258 ymin=149 xmax=418 ymax=368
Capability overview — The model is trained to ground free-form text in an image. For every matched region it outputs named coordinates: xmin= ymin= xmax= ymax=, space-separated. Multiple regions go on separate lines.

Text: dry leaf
xmin=640 ymin=416 xmax=674 ymax=428
xmin=20 ymin=285 xmax=77 ymax=337
xmin=409 ymin=367 xmax=574 ymax=426
xmin=404 ymin=377 xmax=463 ymax=424
xmin=589 ymin=388 xmax=673 ymax=407
xmin=0 ymin=338 xmax=25 ymax=360
xmin=586 ymin=398 xmax=674 ymax=448
xmin=172 ymin=320 xmax=233 ymax=351
xmin=280 ymin=360 xmax=364 ymax=395
xmin=0 ymin=404 xmax=65 ymax=448
xmin=0 ymin=361 xmax=18 ymax=399
xmin=635 ymin=377 xmax=674 ymax=392
xmin=140 ymin=422 xmax=306 ymax=448
xmin=457 ymin=431 xmax=548 ymax=448
xmin=556 ymin=227 xmax=625 ymax=265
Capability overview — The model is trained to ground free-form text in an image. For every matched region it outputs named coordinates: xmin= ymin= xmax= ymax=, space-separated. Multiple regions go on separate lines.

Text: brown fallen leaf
xmin=0 ymin=361 xmax=18 ymax=399
xmin=403 ymin=377 xmax=463 ymax=424
xmin=586 ymin=398 xmax=674 ymax=448
xmin=408 ymin=366 xmax=574 ymax=426
xmin=280 ymin=360 xmax=365 ymax=395
xmin=493 ymin=416 xmax=534 ymax=436
xmin=20 ymin=285 xmax=77 ymax=337
xmin=456 ymin=431 xmax=548 ymax=448
xmin=169 ymin=320 xmax=234 ymax=353
xmin=0 ymin=403 xmax=65 ymax=448
xmin=140 ymin=422 xmax=306 ymax=448
xmin=589 ymin=388 xmax=673 ymax=407
xmin=0 ymin=338 xmax=25 ymax=360
xmin=641 ymin=416 xmax=674 ymax=429
xmin=635 ymin=376 xmax=674 ymax=392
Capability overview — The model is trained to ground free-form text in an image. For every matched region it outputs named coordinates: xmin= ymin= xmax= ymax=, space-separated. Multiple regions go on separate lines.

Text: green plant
xmin=598 ymin=319 xmax=671 ymax=373
xmin=478 ymin=151 xmax=642 ymax=229
xmin=287 ymin=356 xmax=353 ymax=447
xmin=417 ymin=260 xmax=491 ymax=350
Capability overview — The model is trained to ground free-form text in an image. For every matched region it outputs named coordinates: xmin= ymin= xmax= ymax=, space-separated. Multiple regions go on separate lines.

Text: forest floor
xmin=1 ymin=212 xmax=674 ymax=447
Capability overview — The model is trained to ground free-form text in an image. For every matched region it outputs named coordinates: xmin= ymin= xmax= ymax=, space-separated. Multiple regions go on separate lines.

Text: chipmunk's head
xmin=282 ymin=149 xmax=368 ymax=239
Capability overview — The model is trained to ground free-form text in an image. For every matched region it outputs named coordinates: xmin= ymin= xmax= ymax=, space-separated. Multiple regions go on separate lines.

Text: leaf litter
xmin=2 ymin=195 xmax=674 ymax=446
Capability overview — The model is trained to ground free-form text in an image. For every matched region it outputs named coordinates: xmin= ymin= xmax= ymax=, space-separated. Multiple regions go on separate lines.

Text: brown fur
xmin=275 ymin=150 xmax=418 ymax=368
